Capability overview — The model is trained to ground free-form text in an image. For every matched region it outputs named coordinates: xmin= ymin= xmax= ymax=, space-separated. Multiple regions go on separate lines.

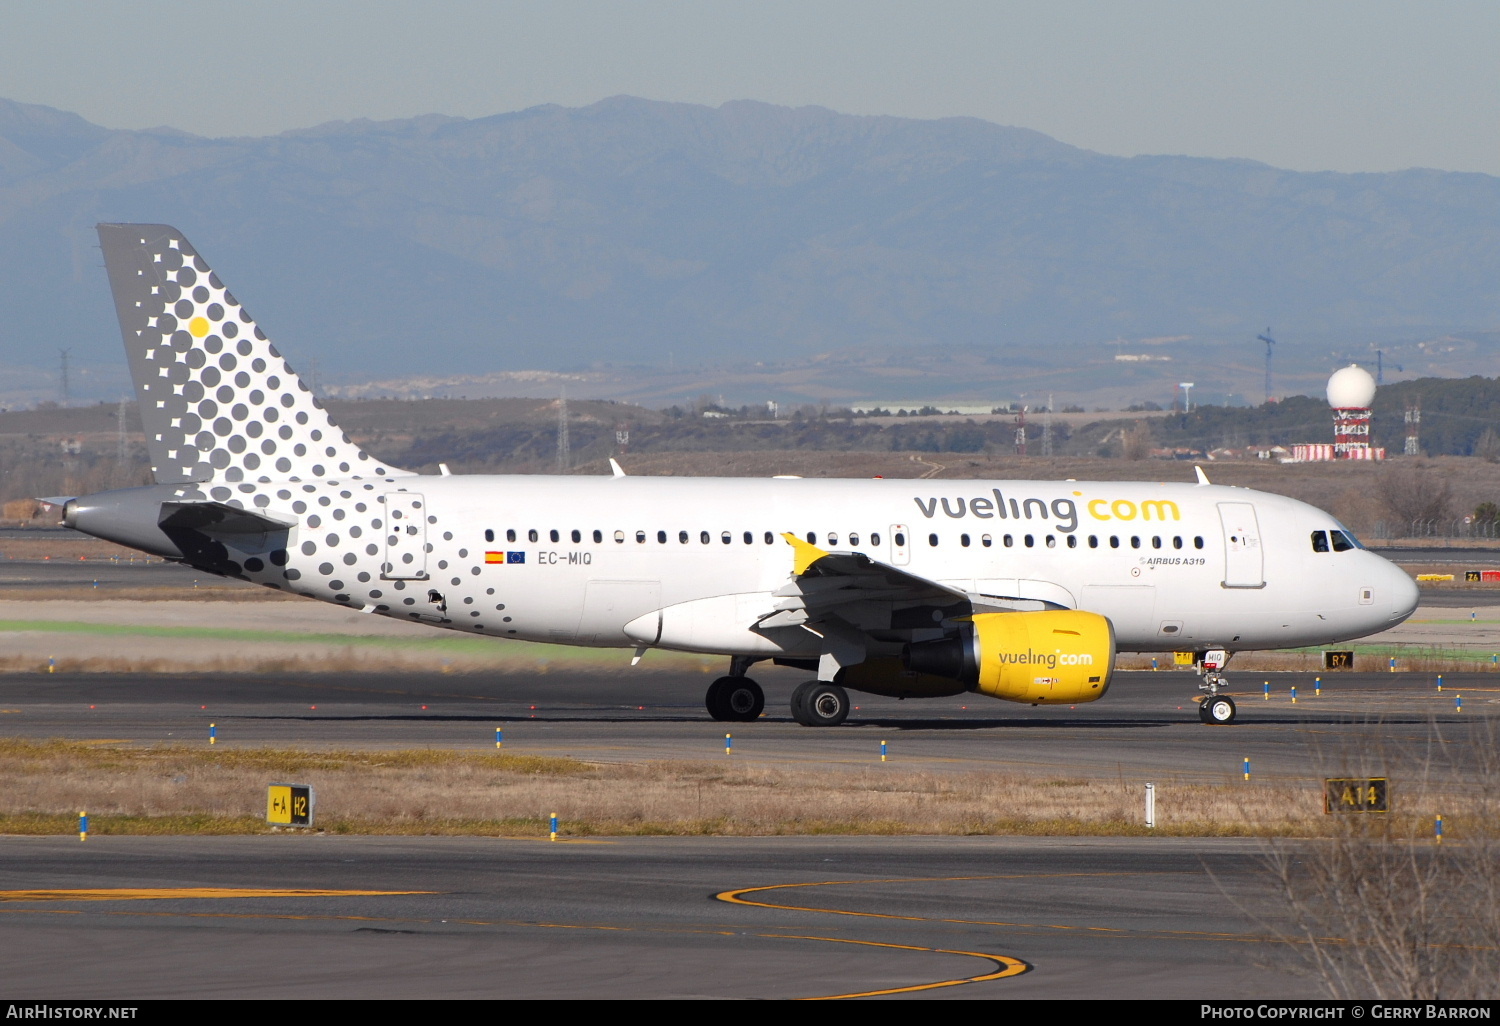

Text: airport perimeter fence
xmin=1368 ymin=519 xmax=1500 ymax=541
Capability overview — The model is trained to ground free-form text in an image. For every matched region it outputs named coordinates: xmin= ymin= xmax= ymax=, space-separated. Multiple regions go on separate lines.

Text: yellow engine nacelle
xmin=903 ymin=609 xmax=1116 ymax=705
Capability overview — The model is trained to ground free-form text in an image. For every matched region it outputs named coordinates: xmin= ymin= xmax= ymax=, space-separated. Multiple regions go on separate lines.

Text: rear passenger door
xmin=382 ymin=492 xmax=429 ymax=580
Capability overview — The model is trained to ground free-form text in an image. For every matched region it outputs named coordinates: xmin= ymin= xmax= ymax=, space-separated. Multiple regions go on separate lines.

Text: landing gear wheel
xmin=1200 ymin=695 xmax=1237 ymax=725
xmin=706 ymin=676 xmax=763 ymax=722
xmin=790 ymin=681 xmax=816 ymax=725
xmin=792 ymin=682 xmax=850 ymax=727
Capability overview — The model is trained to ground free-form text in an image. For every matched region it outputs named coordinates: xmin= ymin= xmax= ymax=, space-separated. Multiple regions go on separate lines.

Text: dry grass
xmin=0 ymin=738 xmax=1488 ymax=840
xmin=0 ymin=539 xmax=152 ymax=561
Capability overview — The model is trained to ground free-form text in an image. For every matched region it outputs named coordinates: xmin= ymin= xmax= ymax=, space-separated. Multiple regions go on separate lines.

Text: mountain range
xmin=1 ymin=95 xmax=1498 ymax=407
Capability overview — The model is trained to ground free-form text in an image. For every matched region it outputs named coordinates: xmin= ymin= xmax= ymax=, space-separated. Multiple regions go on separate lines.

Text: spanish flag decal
xmin=485 ymin=551 xmax=505 ymax=564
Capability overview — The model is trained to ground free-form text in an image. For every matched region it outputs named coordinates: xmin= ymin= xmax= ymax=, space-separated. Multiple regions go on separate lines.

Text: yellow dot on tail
xmin=188 ymin=317 xmax=210 ymax=337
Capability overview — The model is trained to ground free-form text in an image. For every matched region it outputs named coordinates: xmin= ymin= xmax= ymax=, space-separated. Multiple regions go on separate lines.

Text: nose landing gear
xmin=1199 ymin=694 xmax=1237 ymax=724
xmin=1195 ymin=648 xmax=1238 ymax=724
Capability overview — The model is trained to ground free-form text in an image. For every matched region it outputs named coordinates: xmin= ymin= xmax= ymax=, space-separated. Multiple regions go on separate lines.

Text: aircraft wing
xmin=756 ymin=533 xmax=969 ymax=632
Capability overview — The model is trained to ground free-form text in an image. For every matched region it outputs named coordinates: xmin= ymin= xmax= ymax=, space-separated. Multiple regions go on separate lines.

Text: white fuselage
xmin=222 ymin=474 xmax=1416 ymax=658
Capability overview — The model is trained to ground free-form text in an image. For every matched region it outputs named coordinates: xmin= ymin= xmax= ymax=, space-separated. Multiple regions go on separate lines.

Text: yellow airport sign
xmin=267 ymin=783 xmax=314 ymax=827
xmin=1324 ymin=777 xmax=1388 ymax=814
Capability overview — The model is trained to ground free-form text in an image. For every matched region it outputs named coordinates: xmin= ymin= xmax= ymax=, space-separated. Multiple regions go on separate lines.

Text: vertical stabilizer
xmin=96 ymin=223 xmax=408 ymax=484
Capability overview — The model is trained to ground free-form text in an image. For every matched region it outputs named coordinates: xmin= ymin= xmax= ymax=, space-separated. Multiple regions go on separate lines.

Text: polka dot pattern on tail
xmin=97 ymin=223 xmax=412 ymax=486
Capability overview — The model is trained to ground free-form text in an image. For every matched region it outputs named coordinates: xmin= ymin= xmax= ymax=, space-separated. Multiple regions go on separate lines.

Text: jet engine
xmin=903 ymin=610 xmax=1116 ymax=704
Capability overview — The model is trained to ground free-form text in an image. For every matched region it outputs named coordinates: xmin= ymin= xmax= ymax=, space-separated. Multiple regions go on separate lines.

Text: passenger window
xmin=806 ymin=532 xmax=816 ymax=544
xmin=981 ymin=534 xmax=992 ymax=548
xmin=1088 ymin=535 xmax=1098 ymax=549
xmin=1130 ymin=536 xmax=1141 ymax=549
xmin=1194 ymin=536 xmax=1205 ymax=549
xmin=701 ymin=531 xmax=711 ymax=544
xmin=571 ymin=529 xmax=581 ymax=543
xmin=1067 ymin=535 xmax=1077 ymax=549
xmin=765 ymin=532 xmax=775 ymax=544
xmin=1004 ymin=534 xmax=1013 ymax=547
xmin=849 ymin=533 xmax=860 ymax=547
xmin=928 ymin=533 xmax=939 ymax=546
xmin=1046 ymin=535 xmax=1055 ymax=548
xmin=827 ymin=533 xmax=838 ymax=546
xmin=1024 ymin=534 xmax=1034 ymax=548
xmin=1330 ymin=530 xmax=1354 ymax=552
xmin=549 ymin=529 xmax=560 ymax=543
xmin=594 ymin=529 xmax=604 ymax=543
xmin=961 ymin=534 xmax=971 ymax=547
xmin=1151 ymin=536 xmax=1161 ymax=549
xmin=1311 ymin=530 xmax=1329 ymax=553
xmin=893 ymin=532 xmax=905 ymax=547
xmin=871 ymin=532 xmax=881 ymax=546
xmin=658 ymin=530 xmax=668 ymax=544
xmin=484 ymin=529 xmax=494 ymax=542
xmin=742 ymin=531 xmax=752 ymax=544
xmin=528 ymin=529 xmax=539 ymax=543
xmin=506 ymin=529 xmax=516 ymax=543
xmin=722 ymin=531 xmax=732 ymax=545
xmin=1173 ymin=536 xmax=1183 ymax=550
xmin=679 ymin=530 xmax=689 ymax=544
xmin=636 ymin=531 xmax=646 ymax=543
xmin=614 ymin=530 xmax=625 ymax=544
xmin=1110 ymin=536 xmax=1119 ymax=549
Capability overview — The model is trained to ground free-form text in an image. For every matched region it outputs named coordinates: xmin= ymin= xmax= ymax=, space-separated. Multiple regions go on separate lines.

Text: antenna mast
xmin=58 ymin=348 xmax=71 ymax=403
xmin=556 ymin=385 xmax=570 ymax=472
xmin=1256 ymin=330 xmax=1277 ymax=404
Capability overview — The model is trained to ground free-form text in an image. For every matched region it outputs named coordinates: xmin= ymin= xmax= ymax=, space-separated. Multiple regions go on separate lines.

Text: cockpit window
xmin=1330 ymin=529 xmax=1356 ymax=552
xmin=1311 ymin=530 xmax=1329 ymax=553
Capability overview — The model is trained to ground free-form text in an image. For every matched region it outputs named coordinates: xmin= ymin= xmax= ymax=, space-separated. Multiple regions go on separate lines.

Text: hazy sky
xmin=3 ymin=0 xmax=1497 ymax=175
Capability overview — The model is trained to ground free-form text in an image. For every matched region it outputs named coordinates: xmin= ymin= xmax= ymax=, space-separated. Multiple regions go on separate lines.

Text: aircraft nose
xmin=1385 ymin=562 xmax=1419 ymax=623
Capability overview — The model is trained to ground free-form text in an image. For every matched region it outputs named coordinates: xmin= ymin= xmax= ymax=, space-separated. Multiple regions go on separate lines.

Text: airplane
xmin=59 ymin=224 xmax=1420 ymax=727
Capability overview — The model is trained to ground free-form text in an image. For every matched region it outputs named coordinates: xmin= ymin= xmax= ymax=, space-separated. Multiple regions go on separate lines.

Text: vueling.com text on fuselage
xmin=912 ymin=490 xmax=1182 ymax=533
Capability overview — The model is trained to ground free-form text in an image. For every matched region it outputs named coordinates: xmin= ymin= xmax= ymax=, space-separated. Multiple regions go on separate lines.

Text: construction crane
xmin=1256 ymin=329 xmax=1277 ymax=405
xmin=1376 ymin=349 xmax=1402 ymax=385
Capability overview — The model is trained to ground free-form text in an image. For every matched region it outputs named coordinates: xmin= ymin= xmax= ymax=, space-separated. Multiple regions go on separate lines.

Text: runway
xmin=2 ymin=667 xmax=1495 ymax=997
xmin=0 ymin=834 xmax=1306 ymax=999
xmin=1 ymin=668 xmax=1492 ymax=781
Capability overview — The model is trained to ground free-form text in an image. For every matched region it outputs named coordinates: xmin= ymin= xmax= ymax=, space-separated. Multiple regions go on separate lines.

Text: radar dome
xmin=1327 ymin=365 xmax=1377 ymax=409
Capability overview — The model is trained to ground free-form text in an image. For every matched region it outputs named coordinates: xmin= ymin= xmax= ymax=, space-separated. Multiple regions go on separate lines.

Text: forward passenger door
xmin=1217 ymin=502 xmax=1264 ymax=588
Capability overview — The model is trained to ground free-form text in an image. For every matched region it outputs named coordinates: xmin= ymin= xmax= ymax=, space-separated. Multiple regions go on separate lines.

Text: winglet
xmin=609 ymin=458 xmax=627 ymax=478
xmin=781 ymin=532 xmax=829 ymax=576
xmin=1194 ymin=466 xmax=1211 ymax=486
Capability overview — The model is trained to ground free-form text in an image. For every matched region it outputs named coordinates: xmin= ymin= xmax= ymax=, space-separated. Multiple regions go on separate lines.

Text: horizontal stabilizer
xmin=158 ymin=501 xmax=295 ymax=536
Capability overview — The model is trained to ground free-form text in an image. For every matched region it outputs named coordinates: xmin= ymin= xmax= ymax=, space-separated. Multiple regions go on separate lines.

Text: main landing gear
xmin=790 ymin=681 xmax=850 ymax=727
xmin=705 ymin=676 xmax=764 ymax=722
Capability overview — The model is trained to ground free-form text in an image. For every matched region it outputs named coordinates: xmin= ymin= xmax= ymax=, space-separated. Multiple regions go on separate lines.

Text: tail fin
xmin=96 ymin=223 xmax=409 ymax=484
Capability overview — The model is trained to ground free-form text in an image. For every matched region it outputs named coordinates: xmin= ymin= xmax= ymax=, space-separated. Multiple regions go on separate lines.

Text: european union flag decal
xmin=507 ymin=551 xmax=525 ymax=564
